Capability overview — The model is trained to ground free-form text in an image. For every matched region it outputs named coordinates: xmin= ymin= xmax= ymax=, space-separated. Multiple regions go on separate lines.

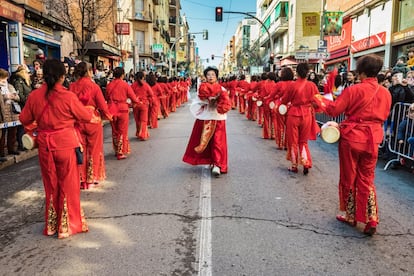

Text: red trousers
xmin=285 ymin=114 xmax=312 ymax=169
xmin=133 ymin=103 xmax=149 ymax=140
xmin=111 ymin=111 xmax=131 ymax=155
xmin=38 ymin=146 xmax=88 ymax=238
xmin=338 ymin=139 xmax=379 ymax=224
xmin=78 ymin=121 xmax=105 ymax=183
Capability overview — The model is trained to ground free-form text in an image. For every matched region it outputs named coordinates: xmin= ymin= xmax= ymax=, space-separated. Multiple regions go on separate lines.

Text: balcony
xmin=169 ymin=0 xmax=176 ymax=7
xmin=259 ymin=17 xmax=288 ymax=46
xmin=130 ymin=10 xmax=152 ymax=23
xmin=169 ymin=16 xmax=176 ymax=25
xmin=153 ymin=19 xmax=160 ymax=31
xmin=136 ymin=43 xmax=153 ymax=57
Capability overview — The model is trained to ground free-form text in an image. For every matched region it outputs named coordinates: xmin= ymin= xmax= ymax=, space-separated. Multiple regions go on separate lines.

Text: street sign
xmin=318 ymin=39 xmax=327 ymax=53
xmin=152 ymin=43 xmax=163 ymax=53
xmin=295 ymin=52 xmax=329 ymax=60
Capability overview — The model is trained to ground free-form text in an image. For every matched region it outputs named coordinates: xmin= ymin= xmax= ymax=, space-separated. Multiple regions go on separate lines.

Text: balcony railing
xmin=130 ymin=10 xmax=152 ymax=22
xmin=259 ymin=16 xmax=288 ymax=46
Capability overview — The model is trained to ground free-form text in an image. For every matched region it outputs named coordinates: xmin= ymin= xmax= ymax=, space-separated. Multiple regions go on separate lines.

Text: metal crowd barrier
xmin=0 ymin=120 xmax=21 ymax=129
xmin=315 ymin=112 xmax=345 ymax=125
xmin=384 ymin=102 xmax=414 ymax=170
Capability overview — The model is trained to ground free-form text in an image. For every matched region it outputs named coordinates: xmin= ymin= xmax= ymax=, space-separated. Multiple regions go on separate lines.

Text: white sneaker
xmin=212 ymin=165 xmax=220 ymax=177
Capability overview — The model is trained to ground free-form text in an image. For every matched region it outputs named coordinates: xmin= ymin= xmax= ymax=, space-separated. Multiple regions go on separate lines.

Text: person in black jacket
xmin=11 ymin=65 xmax=32 ymax=151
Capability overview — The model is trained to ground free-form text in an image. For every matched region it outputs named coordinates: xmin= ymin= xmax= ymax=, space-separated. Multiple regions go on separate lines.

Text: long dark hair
xmin=43 ymin=59 xmax=65 ymax=97
xmin=74 ymin=61 xmax=91 ymax=79
xmin=134 ymin=71 xmax=145 ymax=86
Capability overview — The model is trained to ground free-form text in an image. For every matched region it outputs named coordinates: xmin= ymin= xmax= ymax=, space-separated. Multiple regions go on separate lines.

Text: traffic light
xmin=269 ymin=53 xmax=274 ymax=64
xmin=203 ymin=29 xmax=208 ymax=40
xmin=211 ymin=54 xmax=214 ymax=60
xmin=215 ymin=7 xmax=223 ymax=22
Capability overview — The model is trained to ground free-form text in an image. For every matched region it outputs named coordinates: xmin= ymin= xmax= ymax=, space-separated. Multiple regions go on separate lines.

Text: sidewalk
xmin=0 ymin=148 xmax=39 ymax=170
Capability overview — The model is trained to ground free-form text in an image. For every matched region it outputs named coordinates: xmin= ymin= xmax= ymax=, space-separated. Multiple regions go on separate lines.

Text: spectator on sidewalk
xmin=0 ymin=68 xmax=20 ymax=158
xmin=11 ymin=65 xmax=32 ymax=151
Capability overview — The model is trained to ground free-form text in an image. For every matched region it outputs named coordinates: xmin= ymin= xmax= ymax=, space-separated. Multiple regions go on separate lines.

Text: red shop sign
xmin=0 ymin=0 xmax=25 ymax=23
xmin=115 ymin=23 xmax=130 ymax=35
xmin=351 ymin=32 xmax=386 ymax=53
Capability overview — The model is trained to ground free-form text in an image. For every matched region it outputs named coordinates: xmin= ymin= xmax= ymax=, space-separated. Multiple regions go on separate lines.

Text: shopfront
xmin=349 ymin=1 xmax=392 ymax=70
xmin=84 ymin=41 xmax=121 ymax=70
xmin=0 ymin=0 xmax=25 ymax=71
xmin=391 ymin=0 xmax=414 ymax=64
xmin=22 ymin=18 xmax=62 ymax=68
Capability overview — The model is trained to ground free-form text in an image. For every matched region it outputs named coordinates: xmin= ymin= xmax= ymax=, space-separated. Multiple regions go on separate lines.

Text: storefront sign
xmin=0 ymin=0 xmax=25 ymax=22
xmin=350 ymin=32 xmax=386 ymax=53
xmin=392 ymin=26 xmax=414 ymax=43
xmin=152 ymin=43 xmax=163 ymax=53
xmin=302 ymin=12 xmax=320 ymax=37
xmin=115 ymin=23 xmax=130 ymax=35
xmin=327 ymin=20 xmax=351 ymax=52
xmin=25 ymin=18 xmax=54 ymax=34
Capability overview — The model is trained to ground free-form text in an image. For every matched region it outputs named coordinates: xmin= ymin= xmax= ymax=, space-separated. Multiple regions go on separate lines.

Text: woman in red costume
xmin=261 ymin=72 xmax=278 ymax=139
xmin=147 ymin=72 xmax=162 ymax=128
xmin=281 ymin=63 xmax=320 ymax=175
xmin=106 ymin=67 xmax=138 ymax=160
xmin=183 ymin=67 xmax=232 ymax=177
xmin=70 ymin=62 xmax=112 ymax=189
xmin=19 ymin=59 xmax=98 ymax=238
xmin=131 ymin=71 xmax=154 ymax=140
xmin=317 ymin=54 xmax=391 ymax=235
xmin=237 ymin=74 xmax=250 ymax=114
xmin=265 ymin=67 xmax=295 ymax=150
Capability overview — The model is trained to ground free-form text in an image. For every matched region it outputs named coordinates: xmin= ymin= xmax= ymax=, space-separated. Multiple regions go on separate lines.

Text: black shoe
xmin=0 ymin=156 xmax=7 ymax=162
xmin=8 ymin=151 xmax=20 ymax=155
xmin=389 ymin=161 xmax=399 ymax=170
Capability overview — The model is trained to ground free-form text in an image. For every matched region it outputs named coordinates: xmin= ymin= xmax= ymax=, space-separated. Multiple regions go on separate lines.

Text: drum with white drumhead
xmin=269 ymin=101 xmax=275 ymax=109
xmin=278 ymin=104 xmax=288 ymax=115
xmin=256 ymin=100 xmax=263 ymax=107
xmin=22 ymin=132 xmax=38 ymax=150
xmin=320 ymin=121 xmax=340 ymax=143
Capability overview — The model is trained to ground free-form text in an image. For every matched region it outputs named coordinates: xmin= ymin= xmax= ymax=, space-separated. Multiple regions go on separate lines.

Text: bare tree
xmin=44 ymin=0 xmax=116 ymax=60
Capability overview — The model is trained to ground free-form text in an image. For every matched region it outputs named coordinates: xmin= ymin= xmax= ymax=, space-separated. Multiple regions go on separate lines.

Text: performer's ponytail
xmin=43 ymin=59 xmax=66 ymax=98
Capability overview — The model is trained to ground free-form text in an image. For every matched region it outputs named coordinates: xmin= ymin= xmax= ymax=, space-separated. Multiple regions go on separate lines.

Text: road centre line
xmin=198 ymin=166 xmax=212 ymax=276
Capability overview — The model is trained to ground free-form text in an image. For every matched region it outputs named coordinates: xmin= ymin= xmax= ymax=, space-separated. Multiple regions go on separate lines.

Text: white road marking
xmin=198 ymin=166 xmax=212 ymax=276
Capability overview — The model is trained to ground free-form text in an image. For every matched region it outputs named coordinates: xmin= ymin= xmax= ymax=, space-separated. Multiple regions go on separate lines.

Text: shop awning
xmin=281 ymin=58 xmax=298 ymax=66
xmin=155 ymin=62 xmax=169 ymax=68
xmin=84 ymin=41 xmax=120 ymax=57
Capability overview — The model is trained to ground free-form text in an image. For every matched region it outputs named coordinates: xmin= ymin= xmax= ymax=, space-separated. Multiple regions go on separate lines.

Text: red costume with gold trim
xmin=106 ymin=79 xmax=138 ymax=156
xmin=183 ymin=82 xmax=231 ymax=173
xmin=20 ymin=83 xmax=93 ymax=238
xmin=282 ymin=78 xmax=320 ymax=170
xmin=70 ymin=77 xmax=111 ymax=185
xmin=319 ymin=77 xmax=391 ymax=225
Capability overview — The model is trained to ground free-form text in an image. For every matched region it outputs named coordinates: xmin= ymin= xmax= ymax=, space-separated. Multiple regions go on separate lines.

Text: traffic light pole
xmin=222 ymin=11 xmax=274 ymax=71
xmin=169 ymin=31 xmax=206 ymax=77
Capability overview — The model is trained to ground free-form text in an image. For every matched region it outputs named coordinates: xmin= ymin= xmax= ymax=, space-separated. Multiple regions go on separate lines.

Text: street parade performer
xmin=106 ymin=67 xmax=139 ymax=160
xmin=183 ymin=66 xmax=231 ymax=177
xmin=70 ymin=61 xmax=113 ymax=189
xmin=315 ymin=54 xmax=391 ymax=235
xmin=19 ymin=59 xmax=100 ymax=238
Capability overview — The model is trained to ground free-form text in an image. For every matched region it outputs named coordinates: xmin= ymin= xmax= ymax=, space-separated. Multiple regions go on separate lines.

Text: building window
xmin=399 ymin=0 xmax=414 ymax=31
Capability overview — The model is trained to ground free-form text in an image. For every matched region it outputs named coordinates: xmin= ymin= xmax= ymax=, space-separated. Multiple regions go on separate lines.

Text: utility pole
xmin=169 ymin=31 xmax=207 ymax=77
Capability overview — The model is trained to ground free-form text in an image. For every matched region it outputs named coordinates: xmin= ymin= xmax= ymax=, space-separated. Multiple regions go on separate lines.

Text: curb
xmin=0 ymin=120 xmax=111 ymax=171
xmin=0 ymin=148 xmax=38 ymax=170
